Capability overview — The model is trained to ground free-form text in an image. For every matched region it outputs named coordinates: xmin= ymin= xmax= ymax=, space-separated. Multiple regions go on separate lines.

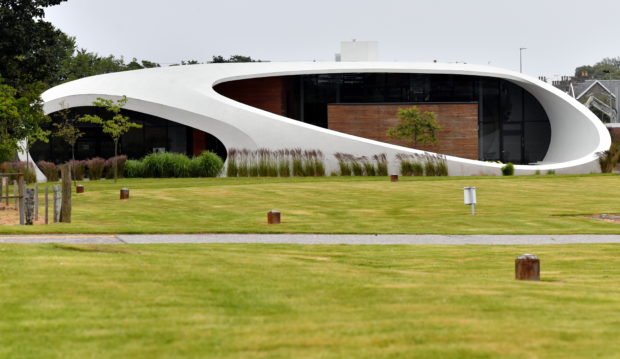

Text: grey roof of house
xmin=574 ymin=80 xmax=620 ymax=98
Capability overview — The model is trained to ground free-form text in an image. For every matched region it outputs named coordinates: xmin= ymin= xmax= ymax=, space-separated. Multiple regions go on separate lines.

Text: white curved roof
xmin=41 ymin=62 xmax=610 ymax=175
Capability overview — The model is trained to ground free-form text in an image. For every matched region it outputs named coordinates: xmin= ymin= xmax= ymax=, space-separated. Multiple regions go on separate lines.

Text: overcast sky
xmin=45 ymin=0 xmax=620 ymax=81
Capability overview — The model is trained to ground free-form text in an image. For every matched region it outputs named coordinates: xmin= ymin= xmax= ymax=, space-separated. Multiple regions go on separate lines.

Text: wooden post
xmin=13 ymin=180 xmax=17 ymax=209
xmin=45 ymin=186 xmax=49 ymax=225
xmin=53 ymin=184 xmax=61 ymax=223
xmin=24 ymin=188 xmax=34 ymax=225
xmin=515 ymin=254 xmax=540 ymax=281
xmin=4 ymin=177 xmax=8 ymax=205
xmin=34 ymin=183 xmax=39 ymax=220
xmin=76 ymin=185 xmax=84 ymax=193
xmin=267 ymin=210 xmax=281 ymax=224
xmin=390 ymin=174 xmax=399 ymax=182
xmin=18 ymin=175 xmax=24 ymax=225
xmin=60 ymin=165 xmax=72 ymax=223
xmin=0 ymin=177 xmax=3 ymax=206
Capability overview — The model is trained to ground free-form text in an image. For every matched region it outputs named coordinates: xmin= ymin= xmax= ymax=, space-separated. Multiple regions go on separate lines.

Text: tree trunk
xmin=114 ymin=139 xmax=118 ymax=183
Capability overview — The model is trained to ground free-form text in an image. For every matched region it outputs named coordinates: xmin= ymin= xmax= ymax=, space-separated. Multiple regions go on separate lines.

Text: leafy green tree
xmin=209 ymin=55 xmax=263 ymax=63
xmin=387 ymin=107 xmax=441 ymax=147
xmin=53 ymin=102 xmax=84 ymax=184
xmin=575 ymin=57 xmax=620 ymax=80
xmin=79 ymin=96 xmax=142 ymax=182
xmin=0 ymin=0 xmax=75 ymax=93
xmin=0 ymin=80 xmax=50 ymax=170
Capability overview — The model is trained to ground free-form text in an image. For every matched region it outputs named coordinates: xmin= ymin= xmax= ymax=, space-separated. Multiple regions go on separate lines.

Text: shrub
xmin=143 ymin=152 xmax=191 ymax=177
xmin=37 ymin=161 xmax=59 ymax=181
xmin=400 ymin=160 xmax=413 ymax=176
xmin=87 ymin=157 xmax=106 ymax=180
xmin=192 ymin=151 xmax=224 ymax=177
xmin=124 ymin=160 xmax=145 ymax=178
xmin=2 ymin=162 xmax=37 ymax=183
xmin=546 ymin=169 xmax=555 ymax=175
xmin=106 ymin=155 xmax=127 ymax=179
xmin=501 ymin=162 xmax=515 ymax=176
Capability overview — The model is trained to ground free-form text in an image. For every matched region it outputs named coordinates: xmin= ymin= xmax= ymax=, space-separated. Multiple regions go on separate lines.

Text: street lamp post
xmin=519 ymin=48 xmax=527 ymax=73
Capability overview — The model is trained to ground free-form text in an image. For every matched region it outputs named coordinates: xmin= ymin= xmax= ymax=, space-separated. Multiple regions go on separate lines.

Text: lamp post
xmin=519 ymin=47 xmax=527 ymax=73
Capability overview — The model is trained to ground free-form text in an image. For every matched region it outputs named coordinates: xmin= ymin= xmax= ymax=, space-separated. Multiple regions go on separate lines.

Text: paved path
xmin=2 ymin=234 xmax=620 ymax=245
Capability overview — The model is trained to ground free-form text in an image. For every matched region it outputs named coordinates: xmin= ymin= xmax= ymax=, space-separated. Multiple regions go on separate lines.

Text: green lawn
xmin=1 ymin=174 xmax=620 ymax=234
xmin=1 ymin=243 xmax=620 ymax=358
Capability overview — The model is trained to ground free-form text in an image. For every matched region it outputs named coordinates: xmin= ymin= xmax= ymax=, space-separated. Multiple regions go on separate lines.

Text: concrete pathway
xmin=2 ymin=233 xmax=620 ymax=245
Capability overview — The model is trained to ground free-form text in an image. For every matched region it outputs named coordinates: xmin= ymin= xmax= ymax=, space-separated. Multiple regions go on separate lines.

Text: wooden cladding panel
xmin=214 ymin=77 xmax=289 ymax=116
xmin=328 ymin=103 xmax=479 ymax=160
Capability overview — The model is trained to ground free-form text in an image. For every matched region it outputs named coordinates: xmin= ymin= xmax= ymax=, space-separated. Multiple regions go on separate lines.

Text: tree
xmin=387 ymin=107 xmax=441 ymax=147
xmin=0 ymin=79 xmax=50 ymax=167
xmin=79 ymin=96 xmax=142 ymax=182
xmin=0 ymin=0 xmax=75 ymax=93
xmin=574 ymin=57 xmax=620 ymax=81
xmin=209 ymin=55 xmax=264 ymax=63
xmin=53 ymin=102 xmax=84 ymax=185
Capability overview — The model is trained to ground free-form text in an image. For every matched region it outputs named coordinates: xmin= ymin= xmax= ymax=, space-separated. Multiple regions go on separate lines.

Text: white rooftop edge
xmin=40 ymin=62 xmax=611 ymax=176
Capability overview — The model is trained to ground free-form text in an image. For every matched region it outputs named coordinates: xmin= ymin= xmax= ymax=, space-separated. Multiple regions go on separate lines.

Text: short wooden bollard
xmin=120 ymin=188 xmax=129 ymax=200
xmin=76 ymin=185 xmax=85 ymax=193
xmin=515 ymin=254 xmax=540 ymax=281
xmin=390 ymin=175 xmax=399 ymax=182
xmin=267 ymin=210 xmax=280 ymax=224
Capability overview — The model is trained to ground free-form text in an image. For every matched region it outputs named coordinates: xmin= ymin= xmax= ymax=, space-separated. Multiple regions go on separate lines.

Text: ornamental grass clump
xmin=291 ymin=149 xmax=304 ymax=177
xmin=335 ymin=153 xmax=352 ymax=176
xmin=373 ymin=153 xmax=388 ymax=176
xmin=361 ymin=156 xmax=376 ymax=176
xmin=597 ymin=142 xmax=620 ymax=173
xmin=276 ymin=150 xmax=291 ymax=177
xmin=105 ymin=155 xmax=127 ymax=179
xmin=192 ymin=151 xmax=224 ymax=177
xmin=87 ymin=157 xmax=106 ymax=180
xmin=226 ymin=148 xmax=239 ymax=177
xmin=68 ymin=159 xmax=86 ymax=180
xmin=37 ymin=161 xmax=59 ymax=181
xmin=124 ymin=160 xmax=145 ymax=178
xmin=143 ymin=152 xmax=192 ymax=177
xmin=237 ymin=149 xmax=250 ymax=177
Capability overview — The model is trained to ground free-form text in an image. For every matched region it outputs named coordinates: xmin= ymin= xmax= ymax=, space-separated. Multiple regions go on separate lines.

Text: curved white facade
xmin=41 ymin=62 xmax=610 ymax=176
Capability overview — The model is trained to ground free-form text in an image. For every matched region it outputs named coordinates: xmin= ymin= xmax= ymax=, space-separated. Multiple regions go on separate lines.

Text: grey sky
xmin=45 ymin=0 xmax=620 ymax=80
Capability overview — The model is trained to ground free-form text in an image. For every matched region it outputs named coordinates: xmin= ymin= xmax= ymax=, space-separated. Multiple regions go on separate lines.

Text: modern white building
xmin=35 ymin=62 xmax=611 ymax=176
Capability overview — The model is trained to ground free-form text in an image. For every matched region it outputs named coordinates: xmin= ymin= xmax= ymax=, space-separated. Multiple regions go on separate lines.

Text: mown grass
xmin=1 ymin=174 xmax=620 ymax=234
xmin=1 ymin=243 xmax=620 ymax=358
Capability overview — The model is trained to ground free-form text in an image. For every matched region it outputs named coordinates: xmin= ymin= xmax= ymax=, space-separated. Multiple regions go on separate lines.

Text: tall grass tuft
xmin=277 ymin=150 xmax=290 ymax=177
xmin=335 ymin=153 xmax=352 ymax=176
xmin=373 ymin=154 xmax=388 ymax=176
xmin=105 ymin=155 xmax=127 ymax=179
xmin=361 ymin=156 xmax=376 ymax=176
xmin=226 ymin=148 xmax=239 ymax=177
xmin=292 ymin=149 xmax=304 ymax=176
xmin=597 ymin=142 xmax=620 ymax=173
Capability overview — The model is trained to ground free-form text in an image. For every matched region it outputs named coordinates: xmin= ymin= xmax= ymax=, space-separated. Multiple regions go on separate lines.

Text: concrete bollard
xmin=267 ymin=210 xmax=281 ymax=224
xmin=76 ymin=185 xmax=84 ymax=193
xmin=390 ymin=175 xmax=399 ymax=182
xmin=120 ymin=188 xmax=129 ymax=200
xmin=515 ymin=254 xmax=540 ymax=281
